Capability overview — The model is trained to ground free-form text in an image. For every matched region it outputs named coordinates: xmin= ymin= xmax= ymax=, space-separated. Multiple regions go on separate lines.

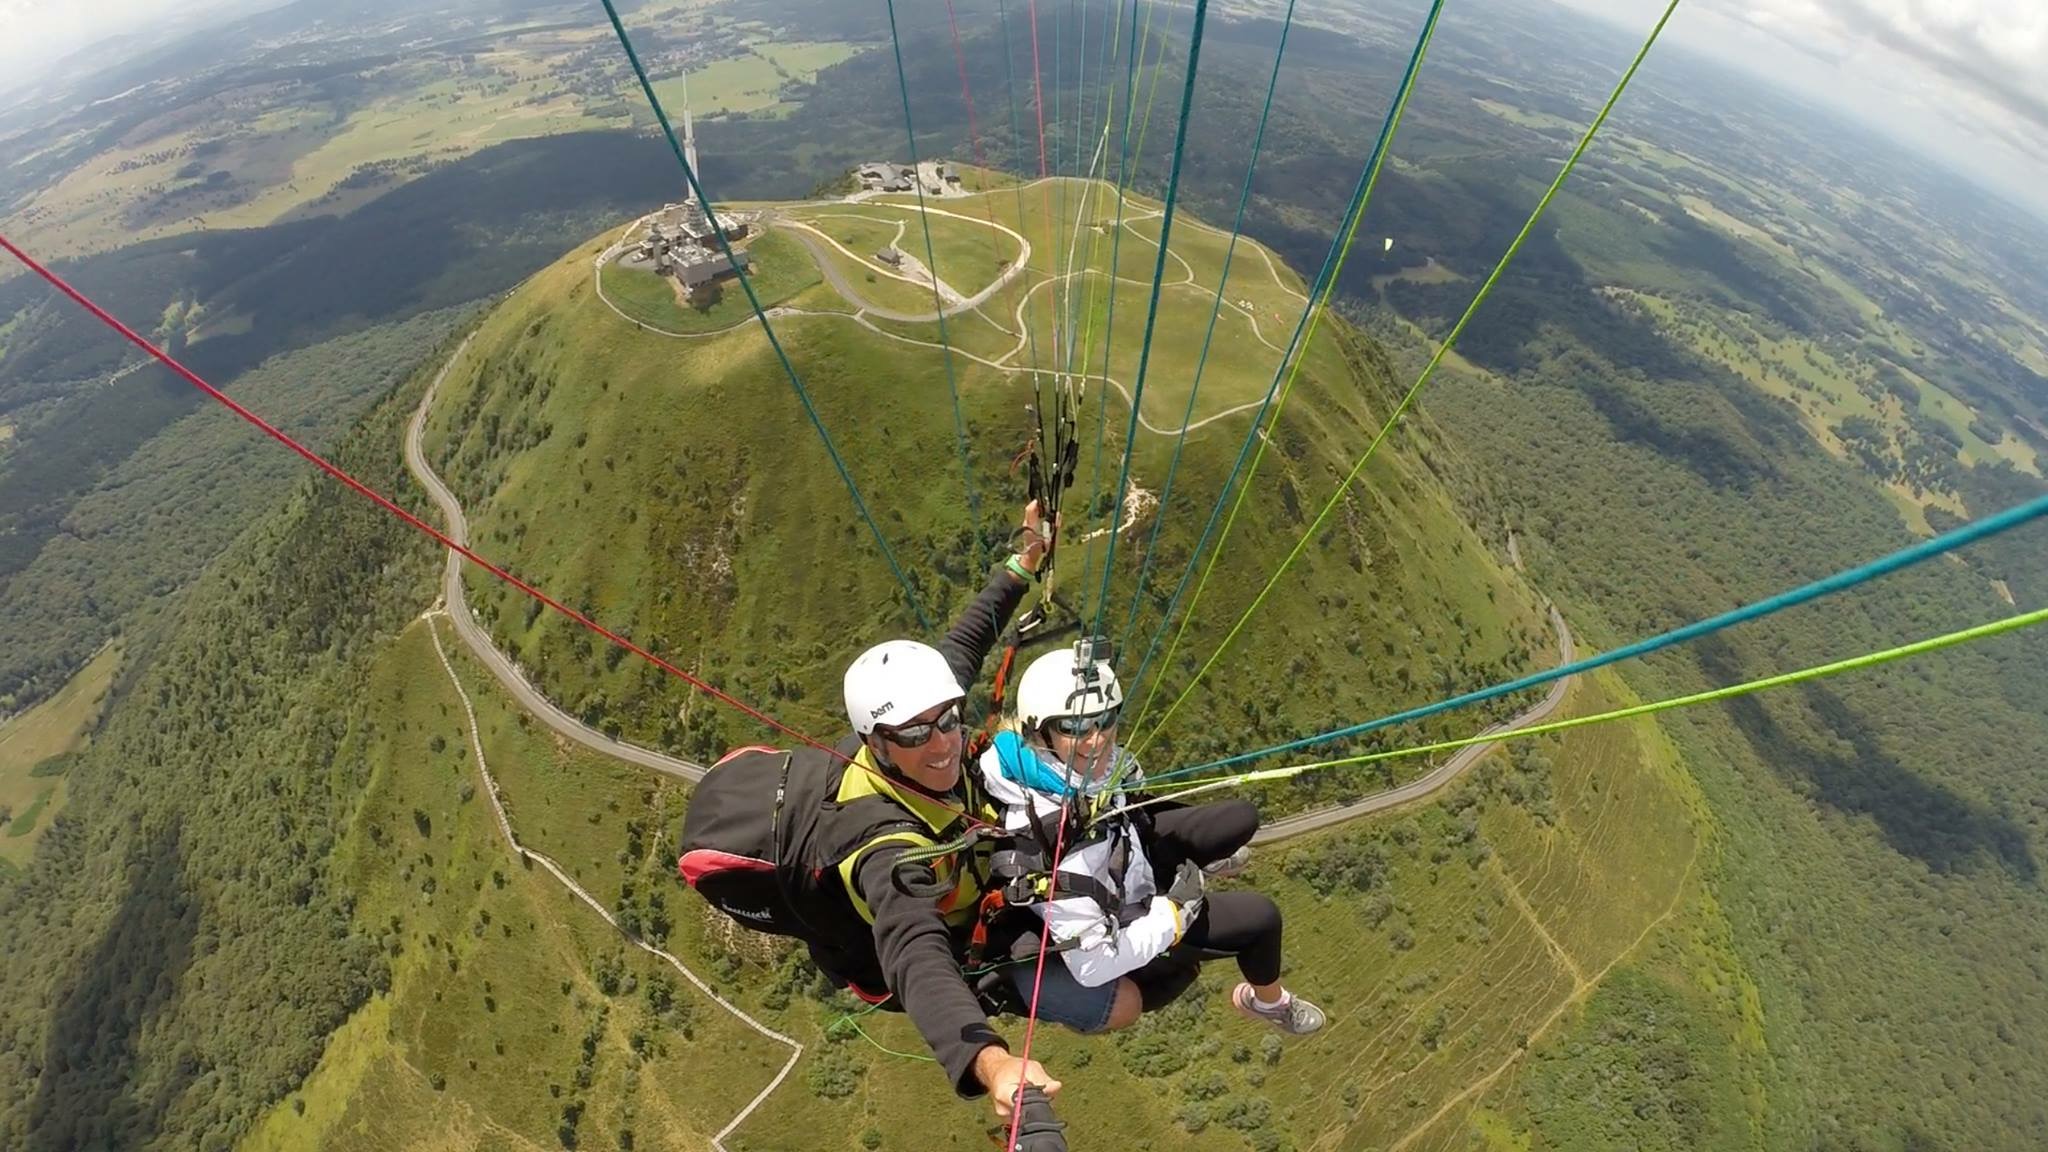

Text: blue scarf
xmin=992 ymin=730 xmax=1128 ymax=799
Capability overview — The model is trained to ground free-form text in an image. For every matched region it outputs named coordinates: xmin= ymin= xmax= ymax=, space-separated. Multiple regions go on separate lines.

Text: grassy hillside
xmin=241 ymin=620 xmax=784 ymax=1152
xmin=0 ymin=644 xmax=120 ymax=869
xmin=324 ymin=181 xmax=1764 ymax=1150
xmin=423 ymin=181 xmax=1553 ymax=806
xmin=243 ymin=611 xmax=1739 ymax=1152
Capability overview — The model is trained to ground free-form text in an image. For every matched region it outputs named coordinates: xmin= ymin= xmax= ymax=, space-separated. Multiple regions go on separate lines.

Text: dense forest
xmin=0 ymin=362 xmax=440 ymax=1149
xmin=0 ymin=311 xmax=467 ymax=711
xmin=1414 ymin=225 xmax=2048 ymax=1149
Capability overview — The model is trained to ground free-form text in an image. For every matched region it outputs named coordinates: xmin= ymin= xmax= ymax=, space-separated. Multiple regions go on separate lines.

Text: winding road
xmin=403 ymin=331 xmax=710 ymax=783
xmin=588 ymin=183 xmax=1315 ymax=438
xmin=1252 ymin=605 xmax=1576 ymax=844
xmin=778 ymin=226 xmax=950 ymax=324
xmin=405 ymin=331 xmax=1575 ymax=823
xmin=422 ymin=610 xmax=799 ymax=1152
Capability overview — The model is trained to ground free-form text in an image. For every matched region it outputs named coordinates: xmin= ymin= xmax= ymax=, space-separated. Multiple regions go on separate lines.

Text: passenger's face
xmin=1041 ymin=714 xmax=1119 ymax=782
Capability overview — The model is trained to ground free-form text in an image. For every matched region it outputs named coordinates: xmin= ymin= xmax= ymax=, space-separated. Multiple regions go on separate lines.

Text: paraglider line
xmin=598 ymin=0 xmax=933 ymax=633
xmin=1123 ymin=0 xmax=1446 ymax=742
xmin=1153 ymin=486 xmax=2048 ymax=782
xmin=1119 ymin=0 xmax=1296 ymax=660
xmin=995 ymin=0 xmax=1052 ymax=385
xmin=1132 ymin=602 xmax=2048 ymax=806
xmin=1076 ymin=0 xmax=1149 ymax=618
xmin=884 ymin=0 xmax=984 ymax=576
xmin=1131 ymin=1 xmax=1182 ymax=178
xmin=1093 ymin=0 xmax=1211 ymax=638
xmin=1136 ymin=0 xmax=1678 ymax=754
xmin=1000 ymin=725 xmax=1103 ymax=1152
xmin=0 ymin=231 xmax=838 ymax=761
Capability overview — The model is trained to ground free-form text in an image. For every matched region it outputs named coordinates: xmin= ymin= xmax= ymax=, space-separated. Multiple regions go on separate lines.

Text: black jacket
xmin=844 ymin=563 xmax=1030 ymax=1097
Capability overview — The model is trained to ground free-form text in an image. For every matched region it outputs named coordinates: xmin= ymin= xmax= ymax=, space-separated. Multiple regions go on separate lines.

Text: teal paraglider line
xmin=1118 ymin=0 xmax=1297 ymax=658
xmin=597 ymin=0 xmax=933 ymax=631
xmin=1123 ymin=0 xmax=1448 ymax=703
xmin=883 ymin=0 xmax=984 ymax=578
xmin=1153 ymin=489 xmax=2048 ymax=783
xmin=1092 ymin=0 xmax=1212 ymax=637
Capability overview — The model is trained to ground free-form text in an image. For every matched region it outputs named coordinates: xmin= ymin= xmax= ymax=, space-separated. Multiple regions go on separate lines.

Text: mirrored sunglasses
xmin=879 ymin=703 xmax=963 ymax=748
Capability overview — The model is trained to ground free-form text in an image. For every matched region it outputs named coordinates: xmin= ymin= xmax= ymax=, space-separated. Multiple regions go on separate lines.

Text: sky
xmin=0 ymin=0 xmax=283 ymax=93
xmin=1544 ymin=0 xmax=2048 ymax=217
xmin=2 ymin=0 xmax=2045 ymax=215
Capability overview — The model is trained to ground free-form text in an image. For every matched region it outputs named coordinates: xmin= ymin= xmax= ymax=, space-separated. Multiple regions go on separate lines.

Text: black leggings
xmin=1130 ymin=800 xmax=1284 ymax=1004
xmin=1146 ymin=798 xmax=1259 ymax=875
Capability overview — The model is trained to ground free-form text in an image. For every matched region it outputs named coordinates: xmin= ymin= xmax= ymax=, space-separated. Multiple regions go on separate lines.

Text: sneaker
xmin=1203 ymin=846 xmax=1252 ymax=879
xmin=1231 ymin=983 xmax=1326 ymax=1035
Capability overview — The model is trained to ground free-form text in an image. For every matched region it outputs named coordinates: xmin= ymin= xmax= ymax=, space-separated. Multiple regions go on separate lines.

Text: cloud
xmin=1537 ymin=0 xmax=2048 ymax=213
xmin=1717 ymin=0 xmax=2048 ymax=138
xmin=0 ymin=0 xmax=266 ymax=88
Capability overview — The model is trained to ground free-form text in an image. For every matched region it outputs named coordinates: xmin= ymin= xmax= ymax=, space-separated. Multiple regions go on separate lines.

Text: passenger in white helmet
xmin=975 ymin=643 xmax=1327 ymax=1038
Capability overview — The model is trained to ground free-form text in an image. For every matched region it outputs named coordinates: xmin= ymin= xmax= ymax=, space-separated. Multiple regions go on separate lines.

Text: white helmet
xmin=844 ymin=640 xmax=964 ymax=737
xmin=1016 ymin=645 xmax=1123 ymax=736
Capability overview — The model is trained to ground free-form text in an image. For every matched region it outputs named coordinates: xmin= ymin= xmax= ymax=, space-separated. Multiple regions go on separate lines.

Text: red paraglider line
xmin=1026 ymin=0 xmax=1062 ymax=368
xmin=0 ymin=235 xmax=1011 ymax=828
xmin=0 ymin=232 xmax=868 ymax=770
xmin=1004 ymin=792 xmax=1074 ymax=1152
xmin=941 ymin=0 xmax=1019 ymax=280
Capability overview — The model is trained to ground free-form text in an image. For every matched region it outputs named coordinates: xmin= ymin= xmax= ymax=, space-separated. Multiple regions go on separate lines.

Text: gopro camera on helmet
xmin=1071 ymin=635 xmax=1112 ymax=683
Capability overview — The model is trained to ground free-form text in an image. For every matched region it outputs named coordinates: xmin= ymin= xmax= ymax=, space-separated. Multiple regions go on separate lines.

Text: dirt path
xmin=424 ymin=611 xmax=799 ymax=1152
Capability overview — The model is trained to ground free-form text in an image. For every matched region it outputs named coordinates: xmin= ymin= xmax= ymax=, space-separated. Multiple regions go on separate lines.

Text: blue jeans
xmin=1005 ymin=958 xmax=1120 ymax=1034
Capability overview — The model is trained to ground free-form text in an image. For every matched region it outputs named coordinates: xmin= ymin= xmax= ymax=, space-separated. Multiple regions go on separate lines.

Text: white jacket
xmin=976 ymin=732 xmax=1184 ymax=988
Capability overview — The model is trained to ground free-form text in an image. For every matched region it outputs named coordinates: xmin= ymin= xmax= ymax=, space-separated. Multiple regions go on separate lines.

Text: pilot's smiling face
xmin=878 ymin=699 xmax=965 ymax=791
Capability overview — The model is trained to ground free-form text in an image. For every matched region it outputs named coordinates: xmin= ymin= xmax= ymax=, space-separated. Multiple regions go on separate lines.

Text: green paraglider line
xmin=1155 ymin=488 xmax=2048 ymax=782
xmin=1074 ymin=0 xmax=1150 ymax=614
xmin=829 ymin=1001 xmax=939 ymax=1063
xmin=997 ymin=0 xmax=1052 ymax=384
xmin=1123 ymin=0 xmax=1449 ymax=744
xmin=883 ymin=0 xmax=984 ymax=578
xmin=1128 ymin=603 xmax=2048 ymax=810
xmin=597 ymin=0 xmax=934 ymax=633
xmin=1091 ymin=0 xmax=1212 ymax=638
xmin=1136 ymin=0 xmax=1683 ymax=753
xmin=1117 ymin=0 xmax=1299 ymax=660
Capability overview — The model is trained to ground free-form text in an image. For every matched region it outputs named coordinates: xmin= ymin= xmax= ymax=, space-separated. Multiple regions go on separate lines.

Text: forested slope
xmin=0 ymin=368 xmax=439 ymax=1149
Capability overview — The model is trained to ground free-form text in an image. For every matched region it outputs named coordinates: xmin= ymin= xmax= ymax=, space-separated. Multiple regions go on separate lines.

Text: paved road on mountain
xmin=1252 ymin=605 xmax=1576 ymax=844
xmin=405 ymin=324 xmax=1578 ymax=831
xmin=403 ymin=332 xmax=711 ymax=783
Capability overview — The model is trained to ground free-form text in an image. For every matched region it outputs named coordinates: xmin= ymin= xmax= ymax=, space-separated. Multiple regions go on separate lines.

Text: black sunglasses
xmin=879 ymin=703 xmax=963 ymax=748
xmin=1046 ymin=705 xmax=1121 ymax=738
